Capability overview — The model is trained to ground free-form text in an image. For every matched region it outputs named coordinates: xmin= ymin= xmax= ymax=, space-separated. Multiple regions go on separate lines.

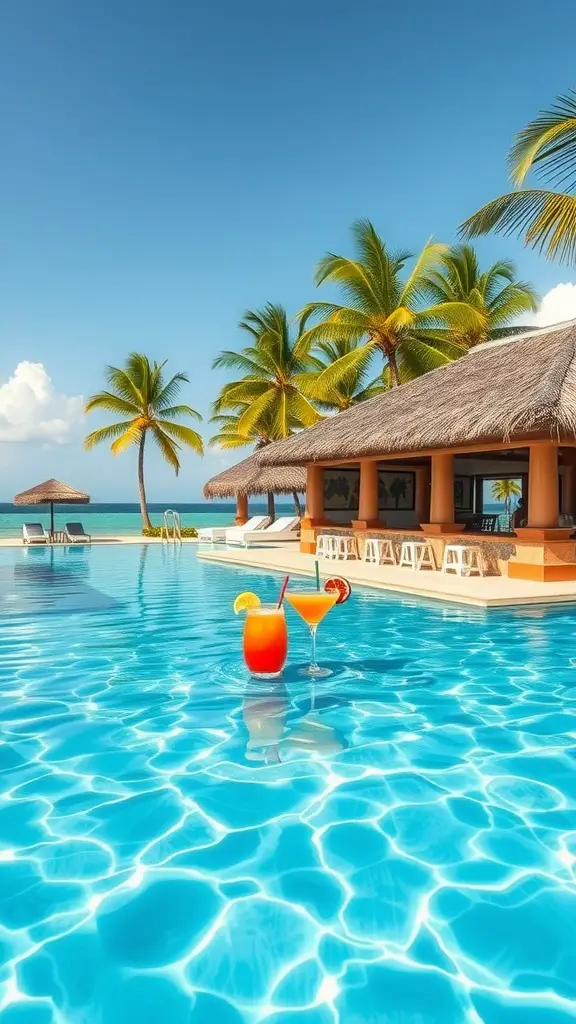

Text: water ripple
xmin=0 ymin=544 xmax=575 ymax=1023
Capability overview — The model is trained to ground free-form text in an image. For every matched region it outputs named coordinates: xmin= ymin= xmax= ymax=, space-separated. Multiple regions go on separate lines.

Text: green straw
xmin=315 ymin=560 xmax=320 ymax=591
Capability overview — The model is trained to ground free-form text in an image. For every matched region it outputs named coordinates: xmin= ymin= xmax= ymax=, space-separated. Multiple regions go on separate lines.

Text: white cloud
xmin=0 ymin=362 xmax=83 ymax=444
xmin=532 ymin=282 xmax=576 ymax=328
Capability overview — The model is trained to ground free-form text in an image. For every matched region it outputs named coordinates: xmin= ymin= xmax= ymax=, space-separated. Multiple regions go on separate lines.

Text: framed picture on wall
xmin=378 ymin=470 xmax=415 ymax=510
xmin=454 ymin=475 xmax=473 ymax=511
xmin=323 ymin=469 xmax=360 ymax=510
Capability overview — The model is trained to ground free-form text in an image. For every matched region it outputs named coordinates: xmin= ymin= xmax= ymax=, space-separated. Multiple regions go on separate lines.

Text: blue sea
xmin=1 ymin=501 xmax=511 ymax=538
xmin=0 ymin=502 xmax=296 ymax=538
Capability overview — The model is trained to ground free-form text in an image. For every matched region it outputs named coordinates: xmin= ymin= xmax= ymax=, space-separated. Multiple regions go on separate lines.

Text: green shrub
xmin=142 ymin=526 xmax=198 ymax=538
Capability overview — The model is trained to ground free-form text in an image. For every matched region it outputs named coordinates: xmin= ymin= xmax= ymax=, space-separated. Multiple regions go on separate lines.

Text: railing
xmin=160 ymin=509 xmax=182 ymax=544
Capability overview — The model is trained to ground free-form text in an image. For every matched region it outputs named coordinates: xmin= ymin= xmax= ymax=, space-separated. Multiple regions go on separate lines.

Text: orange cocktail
xmin=285 ymin=590 xmax=339 ymax=677
xmin=243 ymin=604 xmax=288 ymax=678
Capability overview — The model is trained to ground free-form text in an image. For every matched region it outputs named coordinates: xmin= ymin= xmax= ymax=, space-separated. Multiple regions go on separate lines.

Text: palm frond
xmin=83 ymin=421 xmax=132 ymax=450
xmin=236 ymin=388 xmax=278 ymax=438
xmin=84 ymin=392 xmax=140 ymax=416
xmin=510 ymin=89 xmax=576 ymax=189
xmin=398 ymin=240 xmax=448 ymax=307
xmin=155 ymin=420 xmax=203 ymax=453
xmin=154 ymin=371 xmax=189 ymax=410
xmin=104 ymin=365 xmax=144 ymax=405
xmin=158 ymin=403 xmax=202 ymax=422
xmin=151 ymin=425 xmax=181 ymax=474
xmin=461 ymin=189 xmax=576 ymax=264
xmin=110 ymin=421 xmax=145 ymax=455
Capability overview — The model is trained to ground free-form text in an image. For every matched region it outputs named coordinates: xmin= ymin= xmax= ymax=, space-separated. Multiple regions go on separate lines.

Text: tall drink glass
xmin=243 ymin=604 xmax=288 ymax=679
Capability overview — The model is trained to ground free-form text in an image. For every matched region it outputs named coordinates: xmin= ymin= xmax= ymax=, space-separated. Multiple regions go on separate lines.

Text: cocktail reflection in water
xmin=242 ymin=680 xmax=346 ymax=763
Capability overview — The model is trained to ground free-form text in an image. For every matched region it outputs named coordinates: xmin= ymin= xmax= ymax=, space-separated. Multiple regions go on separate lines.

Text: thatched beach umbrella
xmin=204 ymin=453 xmax=305 ymax=521
xmin=14 ymin=478 xmax=90 ymax=536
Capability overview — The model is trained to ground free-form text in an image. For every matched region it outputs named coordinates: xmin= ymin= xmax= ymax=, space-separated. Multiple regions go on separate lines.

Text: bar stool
xmin=335 ymin=535 xmax=358 ymax=560
xmin=442 ymin=544 xmax=485 ymax=577
xmin=399 ymin=540 xmax=436 ymax=571
xmin=316 ymin=534 xmax=338 ymax=560
xmin=363 ymin=537 xmax=396 ymax=565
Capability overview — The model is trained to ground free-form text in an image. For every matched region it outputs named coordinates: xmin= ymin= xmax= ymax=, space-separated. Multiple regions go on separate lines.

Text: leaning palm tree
xmin=298 ymin=339 xmax=387 ymax=411
xmin=296 ymin=219 xmax=484 ymax=391
xmin=212 ymin=303 xmax=321 ymax=519
xmin=491 ymin=478 xmax=522 ymax=531
xmin=461 ymin=89 xmax=576 ymax=264
xmin=423 ymin=245 xmax=538 ymax=347
xmin=85 ymin=353 xmax=203 ymax=530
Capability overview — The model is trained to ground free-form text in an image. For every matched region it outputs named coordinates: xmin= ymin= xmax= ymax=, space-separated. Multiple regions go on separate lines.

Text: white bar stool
xmin=442 ymin=544 xmax=485 ymax=577
xmin=335 ymin=535 xmax=358 ymax=560
xmin=363 ymin=538 xmax=396 ymax=565
xmin=316 ymin=534 xmax=338 ymax=560
xmin=399 ymin=540 xmax=436 ymax=571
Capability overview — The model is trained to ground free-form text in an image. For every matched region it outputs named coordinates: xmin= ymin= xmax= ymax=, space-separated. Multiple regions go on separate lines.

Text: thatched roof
xmin=259 ymin=320 xmax=576 ymax=465
xmin=14 ymin=479 xmax=90 ymax=505
xmin=203 ymin=453 xmax=305 ymax=498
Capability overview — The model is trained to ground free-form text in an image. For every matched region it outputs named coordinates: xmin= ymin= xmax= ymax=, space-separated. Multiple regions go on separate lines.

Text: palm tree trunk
xmin=267 ymin=491 xmax=276 ymax=522
xmin=138 ymin=431 xmax=152 ymax=531
xmin=292 ymin=491 xmax=302 ymax=517
xmin=387 ymin=348 xmax=401 ymax=387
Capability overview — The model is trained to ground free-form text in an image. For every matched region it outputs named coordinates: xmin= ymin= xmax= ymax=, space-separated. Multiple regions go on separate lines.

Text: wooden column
xmin=235 ymin=493 xmax=249 ymax=525
xmin=421 ymin=453 xmax=461 ymax=533
xmin=414 ymin=465 xmax=430 ymax=525
xmin=352 ymin=460 xmax=381 ymax=529
xmin=527 ymin=443 xmax=559 ymax=528
xmin=301 ymin=464 xmax=325 ymax=553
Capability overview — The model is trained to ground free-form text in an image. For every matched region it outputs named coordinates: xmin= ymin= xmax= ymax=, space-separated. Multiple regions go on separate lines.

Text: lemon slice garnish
xmin=233 ymin=591 xmax=261 ymax=614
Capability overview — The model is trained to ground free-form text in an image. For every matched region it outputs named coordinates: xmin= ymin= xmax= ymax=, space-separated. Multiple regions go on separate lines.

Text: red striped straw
xmin=277 ymin=575 xmax=290 ymax=608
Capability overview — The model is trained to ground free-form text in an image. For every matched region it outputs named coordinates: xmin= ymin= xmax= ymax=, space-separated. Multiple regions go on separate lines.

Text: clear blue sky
xmin=1 ymin=0 xmax=575 ymax=501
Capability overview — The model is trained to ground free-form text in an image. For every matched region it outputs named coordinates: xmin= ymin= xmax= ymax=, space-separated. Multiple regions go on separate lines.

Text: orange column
xmin=422 ymin=453 xmax=457 ymax=532
xmin=561 ymin=462 xmax=575 ymax=516
xmin=235 ymin=493 xmax=249 ymax=525
xmin=353 ymin=460 xmax=380 ymax=528
xmin=305 ymin=464 xmax=324 ymax=520
xmin=301 ymin=463 xmax=325 ymax=554
xmin=414 ymin=465 xmax=430 ymax=525
xmin=527 ymin=443 xmax=559 ymax=528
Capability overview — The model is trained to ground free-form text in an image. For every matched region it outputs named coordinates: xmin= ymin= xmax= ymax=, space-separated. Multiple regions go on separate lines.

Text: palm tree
xmin=298 ymin=338 xmax=387 ymax=411
xmin=491 ymin=478 xmax=522 ymax=530
xmin=461 ymin=89 xmax=576 ymax=264
xmin=209 ymin=405 xmax=303 ymax=518
xmin=85 ymin=352 xmax=203 ymax=530
xmin=423 ymin=245 xmax=538 ymax=347
xmin=212 ymin=303 xmax=320 ymax=519
xmin=296 ymin=219 xmax=484 ymax=392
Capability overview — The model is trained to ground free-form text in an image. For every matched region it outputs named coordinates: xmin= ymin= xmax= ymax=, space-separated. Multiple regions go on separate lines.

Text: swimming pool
xmin=0 ymin=544 xmax=575 ymax=1024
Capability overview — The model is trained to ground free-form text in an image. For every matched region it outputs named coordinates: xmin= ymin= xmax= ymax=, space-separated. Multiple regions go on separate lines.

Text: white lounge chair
xmin=233 ymin=516 xmax=301 ymax=548
xmin=22 ymin=523 xmax=48 ymax=545
xmin=65 ymin=522 xmax=91 ymax=544
xmin=200 ymin=515 xmax=270 ymax=544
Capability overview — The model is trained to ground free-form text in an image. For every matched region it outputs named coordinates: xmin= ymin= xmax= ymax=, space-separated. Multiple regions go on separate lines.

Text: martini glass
xmin=284 ymin=590 xmax=339 ymax=677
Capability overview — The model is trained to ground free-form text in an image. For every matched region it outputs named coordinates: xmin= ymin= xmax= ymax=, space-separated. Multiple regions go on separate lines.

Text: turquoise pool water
xmin=0 ymin=545 xmax=575 ymax=1024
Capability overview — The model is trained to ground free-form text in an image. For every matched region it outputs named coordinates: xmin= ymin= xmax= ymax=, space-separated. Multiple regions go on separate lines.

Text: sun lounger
xmin=200 ymin=515 xmax=270 ymax=543
xmin=65 ymin=522 xmax=91 ymax=543
xmin=232 ymin=516 xmax=301 ymax=548
xmin=22 ymin=523 xmax=48 ymax=544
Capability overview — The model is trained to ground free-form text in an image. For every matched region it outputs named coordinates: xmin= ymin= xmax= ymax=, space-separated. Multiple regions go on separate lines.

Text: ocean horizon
xmin=0 ymin=498 xmax=512 ymax=538
xmin=0 ymin=501 xmax=297 ymax=537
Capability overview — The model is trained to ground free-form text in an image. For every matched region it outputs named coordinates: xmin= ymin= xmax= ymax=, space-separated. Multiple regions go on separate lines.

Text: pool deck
xmin=196 ymin=543 xmax=576 ymax=608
